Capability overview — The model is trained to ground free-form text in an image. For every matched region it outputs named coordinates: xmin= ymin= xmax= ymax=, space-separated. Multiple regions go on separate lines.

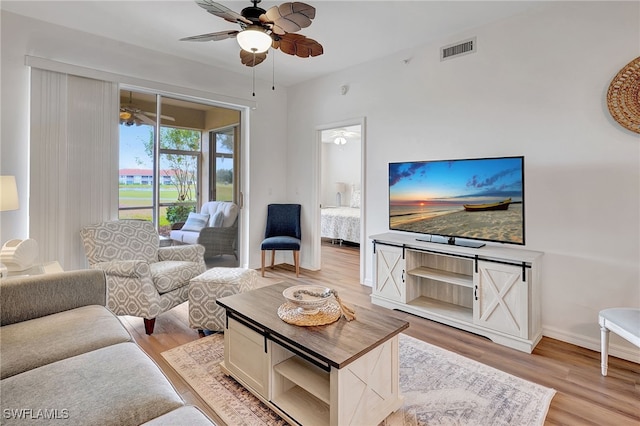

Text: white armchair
xmin=80 ymin=220 xmax=206 ymax=334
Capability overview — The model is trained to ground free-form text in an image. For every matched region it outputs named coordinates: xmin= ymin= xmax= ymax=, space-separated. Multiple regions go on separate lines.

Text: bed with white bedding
xmin=320 ymin=206 xmax=360 ymax=244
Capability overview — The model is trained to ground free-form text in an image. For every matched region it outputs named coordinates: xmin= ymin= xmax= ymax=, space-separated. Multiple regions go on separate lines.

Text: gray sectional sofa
xmin=0 ymin=269 xmax=216 ymax=426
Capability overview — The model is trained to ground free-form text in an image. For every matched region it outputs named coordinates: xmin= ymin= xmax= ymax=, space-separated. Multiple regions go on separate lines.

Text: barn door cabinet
xmin=371 ymin=232 xmax=543 ymax=353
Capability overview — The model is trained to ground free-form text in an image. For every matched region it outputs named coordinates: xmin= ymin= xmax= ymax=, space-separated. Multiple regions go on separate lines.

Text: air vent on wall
xmin=440 ymin=37 xmax=477 ymax=61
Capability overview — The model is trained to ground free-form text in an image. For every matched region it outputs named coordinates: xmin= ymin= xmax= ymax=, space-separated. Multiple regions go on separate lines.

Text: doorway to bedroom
xmin=318 ymin=121 xmax=364 ymax=282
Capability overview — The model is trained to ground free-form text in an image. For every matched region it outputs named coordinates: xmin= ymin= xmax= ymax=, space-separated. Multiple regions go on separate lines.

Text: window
xmin=159 ymin=127 xmax=201 ymax=233
xmin=210 ymin=126 xmax=237 ymax=202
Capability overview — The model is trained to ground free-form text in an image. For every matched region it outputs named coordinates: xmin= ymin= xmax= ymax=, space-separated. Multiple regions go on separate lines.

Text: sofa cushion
xmin=151 ymin=261 xmax=202 ymax=294
xmin=201 ymin=201 xmax=238 ymax=228
xmin=181 ymin=212 xmax=210 ymax=232
xmin=169 ymin=229 xmax=185 ymax=243
xmin=1 ymin=342 xmax=185 ymax=426
xmin=211 ymin=210 xmax=225 ymax=228
xmin=142 ymin=406 xmax=215 ymax=425
xmin=0 ymin=305 xmax=132 ymax=379
xmin=169 ymin=230 xmax=200 ymax=245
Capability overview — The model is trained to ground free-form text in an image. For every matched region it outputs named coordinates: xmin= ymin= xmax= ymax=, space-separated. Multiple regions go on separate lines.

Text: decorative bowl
xmin=282 ymin=285 xmax=333 ymax=315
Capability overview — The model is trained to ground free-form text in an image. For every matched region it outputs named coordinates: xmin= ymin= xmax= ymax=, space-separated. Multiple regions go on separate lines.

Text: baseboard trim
xmin=543 ymin=325 xmax=640 ymax=364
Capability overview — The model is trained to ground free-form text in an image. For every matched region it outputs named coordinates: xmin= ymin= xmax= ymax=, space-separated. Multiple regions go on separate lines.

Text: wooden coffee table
xmin=216 ymin=282 xmax=409 ymax=426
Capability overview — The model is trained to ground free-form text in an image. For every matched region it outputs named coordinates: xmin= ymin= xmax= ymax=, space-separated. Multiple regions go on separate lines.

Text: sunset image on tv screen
xmin=389 ymin=156 xmax=524 ymax=245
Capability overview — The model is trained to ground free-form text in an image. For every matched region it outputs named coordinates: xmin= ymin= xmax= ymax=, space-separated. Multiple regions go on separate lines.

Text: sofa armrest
xmin=158 ymin=244 xmax=205 ymax=263
xmin=0 ymin=269 xmax=107 ymax=326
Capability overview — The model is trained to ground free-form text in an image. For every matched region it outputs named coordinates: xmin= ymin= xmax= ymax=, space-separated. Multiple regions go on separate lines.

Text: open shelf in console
xmin=407 ymin=296 xmax=473 ymax=322
xmin=407 ymin=266 xmax=473 ymax=288
xmin=273 ymin=356 xmax=330 ymax=404
xmin=272 ymin=354 xmax=330 ymax=425
xmin=405 ymin=248 xmax=474 ymax=314
xmin=271 ymin=386 xmax=329 ymax=426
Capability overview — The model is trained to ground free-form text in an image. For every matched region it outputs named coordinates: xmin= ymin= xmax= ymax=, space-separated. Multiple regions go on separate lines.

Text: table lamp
xmin=0 ymin=176 xmax=39 ymax=276
xmin=0 ymin=176 xmax=19 ymax=212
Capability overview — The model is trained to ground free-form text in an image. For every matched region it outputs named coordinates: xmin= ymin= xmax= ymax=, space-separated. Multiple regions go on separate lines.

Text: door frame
xmin=312 ymin=117 xmax=366 ymax=283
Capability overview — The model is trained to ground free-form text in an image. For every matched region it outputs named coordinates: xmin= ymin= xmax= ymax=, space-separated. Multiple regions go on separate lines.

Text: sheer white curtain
xmin=30 ymin=69 xmax=119 ymax=270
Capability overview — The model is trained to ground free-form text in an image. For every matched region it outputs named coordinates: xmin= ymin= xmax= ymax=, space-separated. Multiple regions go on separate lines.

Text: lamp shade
xmin=335 ymin=182 xmax=346 ymax=193
xmin=0 ymin=176 xmax=19 ymax=211
xmin=237 ymin=26 xmax=272 ymax=53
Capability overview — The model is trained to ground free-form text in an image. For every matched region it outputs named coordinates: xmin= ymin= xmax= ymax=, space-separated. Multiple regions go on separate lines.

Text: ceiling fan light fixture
xmin=119 ymin=110 xmax=132 ymax=120
xmin=334 ymin=136 xmax=347 ymax=145
xmin=237 ymin=25 xmax=272 ymax=53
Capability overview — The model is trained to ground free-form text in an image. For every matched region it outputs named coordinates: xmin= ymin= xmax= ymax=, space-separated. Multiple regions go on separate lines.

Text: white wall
xmin=286 ymin=2 xmax=640 ymax=359
xmin=0 ymin=11 xmax=289 ymax=270
xmin=321 ymin=141 xmax=360 ymax=207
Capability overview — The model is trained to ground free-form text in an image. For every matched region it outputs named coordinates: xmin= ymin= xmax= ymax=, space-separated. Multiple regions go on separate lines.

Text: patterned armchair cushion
xmin=151 ymin=261 xmax=204 ymax=294
xmin=81 ymin=220 xmax=159 ymax=265
xmin=157 ymin=244 xmax=205 ymax=262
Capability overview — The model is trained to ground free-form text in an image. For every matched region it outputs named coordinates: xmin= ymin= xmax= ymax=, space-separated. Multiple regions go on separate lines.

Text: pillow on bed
xmin=181 ymin=212 xmax=210 ymax=232
xmin=350 ymin=189 xmax=361 ymax=208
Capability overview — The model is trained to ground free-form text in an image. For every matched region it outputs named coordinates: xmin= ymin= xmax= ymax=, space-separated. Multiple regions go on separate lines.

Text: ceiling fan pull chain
xmin=252 ymin=52 xmax=256 ymax=97
xmin=272 ymin=48 xmax=275 ymax=91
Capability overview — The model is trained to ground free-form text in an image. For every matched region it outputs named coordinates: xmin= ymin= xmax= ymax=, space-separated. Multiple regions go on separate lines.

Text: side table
xmin=3 ymin=261 xmax=63 ymax=279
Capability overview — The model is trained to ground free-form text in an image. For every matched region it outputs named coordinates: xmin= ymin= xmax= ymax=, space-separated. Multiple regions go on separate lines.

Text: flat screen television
xmin=389 ymin=156 xmax=525 ymax=248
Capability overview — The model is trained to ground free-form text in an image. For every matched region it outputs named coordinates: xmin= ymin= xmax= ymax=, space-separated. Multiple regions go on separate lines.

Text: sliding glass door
xmin=118 ymin=89 xmax=241 ymax=237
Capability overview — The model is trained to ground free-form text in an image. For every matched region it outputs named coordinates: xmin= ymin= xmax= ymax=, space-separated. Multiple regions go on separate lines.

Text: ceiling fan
xmin=119 ymin=92 xmax=176 ymax=127
xmin=180 ymin=0 xmax=324 ymax=67
xmin=325 ymin=128 xmax=361 ymax=144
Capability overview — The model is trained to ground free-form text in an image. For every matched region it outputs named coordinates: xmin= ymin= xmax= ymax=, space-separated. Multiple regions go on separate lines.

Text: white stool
xmin=599 ymin=307 xmax=640 ymax=376
xmin=189 ymin=267 xmax=258 ymax=332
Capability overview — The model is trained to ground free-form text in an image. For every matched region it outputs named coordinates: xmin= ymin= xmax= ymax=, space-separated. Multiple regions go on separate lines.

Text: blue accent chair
xmin=260 ymin=204 xmax=301 ymax=277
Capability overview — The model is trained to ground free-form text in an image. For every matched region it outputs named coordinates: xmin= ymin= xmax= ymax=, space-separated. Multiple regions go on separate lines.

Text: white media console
xmin=371 ymin=232 xmax=544 ymax=353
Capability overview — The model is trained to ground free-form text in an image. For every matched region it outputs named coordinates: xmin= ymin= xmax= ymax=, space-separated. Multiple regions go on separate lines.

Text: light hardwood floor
xmin=122 ymin=241 xmax=640 ymax=426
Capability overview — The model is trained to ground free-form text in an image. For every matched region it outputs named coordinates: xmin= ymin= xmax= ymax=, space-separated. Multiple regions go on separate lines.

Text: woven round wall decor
xmin=607 ymin=56 xmax=640 ymax=134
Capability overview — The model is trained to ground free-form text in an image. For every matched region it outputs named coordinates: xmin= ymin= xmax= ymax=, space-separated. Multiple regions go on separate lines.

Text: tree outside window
xmin=145 ymin=127 xmax=201 ymax=226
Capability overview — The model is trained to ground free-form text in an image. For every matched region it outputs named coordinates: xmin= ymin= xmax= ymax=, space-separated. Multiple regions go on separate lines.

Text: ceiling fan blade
xmin=263 ymin=2 xmax=316 ymax=35
xmin=195 ymin=0 xmax=251 ymax=24
xmin=180 ymin=30 xmax=239 ymax=42
xmin=328 ymin=129 xmax=360 ymax=138
xmin=240 ymin=50 xmax=268 ymax=67
xmin=137 ymin=113 xmax=156 ymax=126
xmin=273 ymin=33 xmax=323 ymax=58
xmin=144 ymin=112 xmax=176 ymax=122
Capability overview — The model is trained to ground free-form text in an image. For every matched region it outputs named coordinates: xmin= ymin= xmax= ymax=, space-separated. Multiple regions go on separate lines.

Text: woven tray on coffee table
xmin=277 ymin=301 xmax=341 ymax=326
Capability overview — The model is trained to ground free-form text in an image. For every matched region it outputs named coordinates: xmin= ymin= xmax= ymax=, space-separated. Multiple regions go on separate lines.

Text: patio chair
xmin=170 ymin=201 xmax=239 ymax=260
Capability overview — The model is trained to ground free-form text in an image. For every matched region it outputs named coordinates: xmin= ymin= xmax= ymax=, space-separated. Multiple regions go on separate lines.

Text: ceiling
xmin=1 ymin=1 xmax=541 ymax=87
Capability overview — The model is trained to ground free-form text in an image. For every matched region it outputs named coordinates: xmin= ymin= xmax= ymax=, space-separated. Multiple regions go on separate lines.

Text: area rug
xmin=161 ymin=333 xmax=555 ymax=426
